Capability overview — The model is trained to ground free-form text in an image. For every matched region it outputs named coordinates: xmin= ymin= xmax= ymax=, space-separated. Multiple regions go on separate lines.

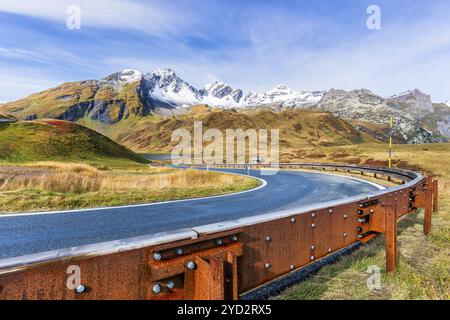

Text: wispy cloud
xmin=0 ymin=66 xmax=63 ymax=102
xmin=0 ymin=0 xmax=194 ymax=36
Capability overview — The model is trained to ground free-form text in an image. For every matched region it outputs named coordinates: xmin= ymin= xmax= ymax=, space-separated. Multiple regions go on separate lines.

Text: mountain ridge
xmin=1 ymin=68 xmax=449 ymax=144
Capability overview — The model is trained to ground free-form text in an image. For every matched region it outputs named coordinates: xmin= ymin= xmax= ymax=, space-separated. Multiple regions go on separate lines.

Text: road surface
xmin=0 ymin=168 xmax=382 ymax=260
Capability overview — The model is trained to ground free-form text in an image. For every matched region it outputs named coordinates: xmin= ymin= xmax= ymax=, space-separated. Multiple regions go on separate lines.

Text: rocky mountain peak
xmin=203 ymin=81 xmax=234 ymax=98
xmin=267 ymin=84 xmax=293 ymax=96
xmin=102 ymin=69 xmax=142 ymax=84
xmin=389 ymin=88 xmax=433 ymax=112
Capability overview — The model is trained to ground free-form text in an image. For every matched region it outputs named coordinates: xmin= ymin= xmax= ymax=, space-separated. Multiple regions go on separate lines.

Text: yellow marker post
xmin=388 ymin=115 xmax=393 ymax=168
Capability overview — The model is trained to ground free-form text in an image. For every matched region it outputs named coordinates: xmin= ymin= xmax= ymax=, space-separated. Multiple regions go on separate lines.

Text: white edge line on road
xmin=0 ymin=170 xmax=267 ymax=218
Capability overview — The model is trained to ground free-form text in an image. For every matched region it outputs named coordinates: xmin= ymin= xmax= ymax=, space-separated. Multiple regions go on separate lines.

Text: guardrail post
xmin=424 ymin=176 xmax=433 ymax=235
xmin=384 ymin=204 xmax=398 ymax=273
xmin=433 ymin=179 xmax=439 ymax=213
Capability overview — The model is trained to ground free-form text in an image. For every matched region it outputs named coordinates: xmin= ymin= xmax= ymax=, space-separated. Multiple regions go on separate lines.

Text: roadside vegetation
xmin=276 ymin=143 xmax=450 ymax=300
xmin=0 ymin=162 xmax=260 ymax=213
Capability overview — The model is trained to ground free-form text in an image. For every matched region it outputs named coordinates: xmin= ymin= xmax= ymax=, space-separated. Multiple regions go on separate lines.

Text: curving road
xmin=0 ymin=169 xmax=382 ymax=260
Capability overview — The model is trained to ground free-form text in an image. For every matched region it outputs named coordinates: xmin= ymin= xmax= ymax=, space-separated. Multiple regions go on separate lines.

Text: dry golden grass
xmin=100 ymin=169 xmax=235 ymax=192
xmin=0 ymin=162 xmax=259 ymax=212
xmin=0 ymin=162 xmax=237 ymax=194
xmin=0 ymin=162 xmax=102 ymax=193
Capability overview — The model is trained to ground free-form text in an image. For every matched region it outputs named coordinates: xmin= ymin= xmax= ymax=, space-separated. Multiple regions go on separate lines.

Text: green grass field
xmin=0 ymin=120 xmax=148 ymax=164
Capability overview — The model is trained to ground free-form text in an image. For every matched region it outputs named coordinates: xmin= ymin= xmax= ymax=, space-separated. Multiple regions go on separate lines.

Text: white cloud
xmin=0 ymin=0 xmax=194 ymax=36
xmin=0 ymin=70 xmax=63 ymax=103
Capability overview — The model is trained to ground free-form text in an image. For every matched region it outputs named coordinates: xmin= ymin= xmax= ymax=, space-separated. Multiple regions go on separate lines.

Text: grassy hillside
xmin=0 ymin=79 xmax=147 ymax=123
xmin=276 ymin=143 xmax=450 ymax=300
xmin=121 ymin=108 xmax=379 ymax=153
xmin=0 ymin=119 xmax=148 ymax=164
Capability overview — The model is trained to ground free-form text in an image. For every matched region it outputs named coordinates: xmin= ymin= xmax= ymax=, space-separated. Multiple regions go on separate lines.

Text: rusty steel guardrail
xmin=0 ymin=163 xmax=438 ymax=300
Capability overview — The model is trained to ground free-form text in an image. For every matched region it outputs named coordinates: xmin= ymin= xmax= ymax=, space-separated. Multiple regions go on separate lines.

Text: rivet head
xmin=265 ymin=262 xmax=271 ymax=269
xmin=153 ymin=252 xmax=162 ymax=261
xmin=290 ymin=265 xmax=295 ymax=270
xmin=230 ymin=235 xmax=238 ymax=242
xmin=290 ymin=217 xmax=296 ymax=223
xmin=152 ymin=284 xmax=161 ymax=294
xmin=166 ymin=281 xmax=175 ymax=289
xmin=343 ymin=233 xmax=347 ymax=238
xmin=311 ymin=213 xmax=316 ymax=218
xmin=328 ymin=248 xmax=332 ymax=253
xmin=186 ymin=261 xmax=196 ymax=270
xmin=215 ymin=239 xmax=223 ymax=246
xmin=75 ymin=285 xmax=85 ymax=294
xmin=265 ymin=235 xmax=272 ymax=242
xmin=175 ymin=248 xmax=183 ymax=256
xmin=359 ymin=203 xmax=364 ymax=208
xmin=310 ymin=245 xmax=315 ymax=250
xmin=310 ymin=256 xmax=315 ymax=261
xmin=343 ymin=214 xmax=348 ymax=219
xmin=328 ymin=209 xmax=333 ymax=214
xmin=370 ymin=208 xmax=374 ymax=213
xmin=311 ymin=223 xmax=316 ymax=228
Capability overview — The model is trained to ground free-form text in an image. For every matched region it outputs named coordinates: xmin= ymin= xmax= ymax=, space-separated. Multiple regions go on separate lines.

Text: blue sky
xmin=0 ymin=0 xmax=449 ymax=102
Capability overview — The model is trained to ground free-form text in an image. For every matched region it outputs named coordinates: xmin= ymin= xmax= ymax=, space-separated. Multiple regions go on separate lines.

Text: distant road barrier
xmin=0 ymin=163 xmax=438 ymax=300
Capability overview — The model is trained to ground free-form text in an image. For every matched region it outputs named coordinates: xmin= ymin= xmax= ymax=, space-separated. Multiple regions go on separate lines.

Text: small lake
xmin=141 ymin=153 xmax=175 ymax=161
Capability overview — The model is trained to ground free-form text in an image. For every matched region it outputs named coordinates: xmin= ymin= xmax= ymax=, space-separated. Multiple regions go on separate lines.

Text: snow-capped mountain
xmin=102 ymin=69 xmax=143 ymax=85
xmin=139 ymin=68 xmax=323 ymax=108
xmin=242 ymin=85 xmax=325 ymax=108
xmin=141 ymin=68 xmax=199 ymax=107
xmin=200 ymin=81 xmax=243 ymax=108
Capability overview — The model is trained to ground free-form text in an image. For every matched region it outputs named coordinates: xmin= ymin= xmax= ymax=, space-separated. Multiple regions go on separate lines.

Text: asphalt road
xmin=0 ymin=168 xmax=381 ymax=260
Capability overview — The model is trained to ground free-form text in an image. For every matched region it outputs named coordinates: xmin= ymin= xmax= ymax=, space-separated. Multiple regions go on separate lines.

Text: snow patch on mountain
xmin=102 ymin=69 xmax=142 ymax=85
xmin=143 ymin=68 xmax=200 ymax=107
xmin=242 ymin=85 xmax=325 ymax=107
xmin=200 ymin=81 xmax=243 ymax=108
